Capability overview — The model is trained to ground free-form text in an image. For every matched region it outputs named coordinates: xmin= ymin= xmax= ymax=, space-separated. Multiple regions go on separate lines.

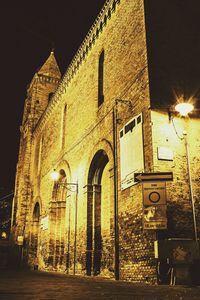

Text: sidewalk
xmin=0 ymin=269 xmax=200 ymax=299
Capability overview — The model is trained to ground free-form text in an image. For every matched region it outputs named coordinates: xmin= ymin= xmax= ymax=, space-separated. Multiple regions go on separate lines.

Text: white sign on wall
xmin=17 ymin=235 xmax=24 ymax=245
xmin=157 ymin=146 xmax=173 ymax=161
xmin=119 ymin=113 xmax=144 ymax=190
xmin=40 ymin=216 xmax=49 ymax=231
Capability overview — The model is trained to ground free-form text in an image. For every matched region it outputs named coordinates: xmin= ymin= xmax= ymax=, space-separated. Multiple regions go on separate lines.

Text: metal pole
xmin=66 ymin=196 xmax=71 ymax=273
xmin=184 ymin=132 xmax=198 ymax=242
xmin=113 ymin=104 xmax=119 ymax=280
xmin=73 ymin=184 xmax=78 ymax=275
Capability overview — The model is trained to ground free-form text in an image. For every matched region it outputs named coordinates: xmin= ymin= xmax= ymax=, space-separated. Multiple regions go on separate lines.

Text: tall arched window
xmin=48 ymin=92 xmax=54 ymax=102
xmin=98 ymin=50 xmax=104 ymax=107
xmin=61 ymin=105 xmax=67 ymax=149
xmin=50 ymin=169 xmax=67 ymax=269
xmin=37 ymin=137 xmax=43 ymax=175
xmin=30 ymin=202 xmax=40 ymax=266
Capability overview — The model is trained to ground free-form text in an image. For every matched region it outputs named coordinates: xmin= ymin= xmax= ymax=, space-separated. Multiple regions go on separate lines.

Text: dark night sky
xmin=1 ymin=0 xmax=200 ymax=197
xmin=0 ymin=1 xmax=106 ymax=196
xmin=145 ymin=0 xmax=200 ymax=108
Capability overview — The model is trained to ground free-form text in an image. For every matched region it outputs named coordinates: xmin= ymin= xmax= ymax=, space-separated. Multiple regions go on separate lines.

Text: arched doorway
xmin=30 ymin=202 xmax=40 ymax=267
xmin=86 ymin=149 xmax=109 ymax=275
xmin=49 ymin=169 xmax=66 ymax=269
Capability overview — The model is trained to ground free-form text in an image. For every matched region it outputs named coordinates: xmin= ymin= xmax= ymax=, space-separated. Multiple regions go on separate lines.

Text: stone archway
xmin=86 ymin=149 xmax=109 ymax=276
xmin=49 ymin=169 xmax=67 ymax=270
xmin=30 ymin=202 xmax=40 ymax=267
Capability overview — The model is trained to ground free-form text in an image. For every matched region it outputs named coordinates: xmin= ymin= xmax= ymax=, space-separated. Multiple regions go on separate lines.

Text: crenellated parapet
xmin=61 ymin=0 xmax=120 ymax=89
xmin=34 ymin=0 xmax=121 ymax=137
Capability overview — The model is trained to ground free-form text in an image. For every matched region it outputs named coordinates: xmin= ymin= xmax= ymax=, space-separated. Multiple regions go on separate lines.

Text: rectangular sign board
xmin=143 ymin=205 xmax=167 ymax=230
xmin=17 ymin=235 xmax=24 ymax=245
xmin=143 ymin=182 xmax=166 ymax=206
xmin=157 ymin=147 xmax=174 ymax=161
xmin=134 ymin=172 xmax=173 ymax=182
xmin=40 ymin=216 xmax=49 ymax=231
xmin=120 ymin=113 xmax=144 ymax=190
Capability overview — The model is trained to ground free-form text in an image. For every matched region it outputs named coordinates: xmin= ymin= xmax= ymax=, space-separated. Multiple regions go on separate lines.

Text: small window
xmin=37 ymin=137 xmax=43 ymax=175
xmin=98 ymin=50 xmax=104 ymax=107
xmin=137 ymin=115 xmax=141 ymax=124
xmin=125 ymin=119 xmax=136 ymax=134
xmin=48 ymin=93 xmax=54 ymax=102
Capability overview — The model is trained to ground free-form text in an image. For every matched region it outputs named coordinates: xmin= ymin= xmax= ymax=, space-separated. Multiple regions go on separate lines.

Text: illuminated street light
xmin=1 ymin=231 xmax=7 ymax=239
xmin=175 ymin=103 xmax=194 ymax=116
xmin=175 ymin=103 xmax=198 ymax=242
xmin=50 ymin=169 xmax=60 ymax=181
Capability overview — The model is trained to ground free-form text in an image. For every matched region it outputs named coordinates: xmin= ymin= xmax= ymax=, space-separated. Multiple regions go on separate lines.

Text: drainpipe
xmin=113 ymin=102 xmax=119 ymax=280
xmin=73 ymin=184 xmax=78 ymax=275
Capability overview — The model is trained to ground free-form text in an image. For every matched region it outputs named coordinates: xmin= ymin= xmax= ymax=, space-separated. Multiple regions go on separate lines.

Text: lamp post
xmin=174 ymin=103 xmax=198 ymax=242
xmin=51 ymin=170 xmax=78 ymax=275
xmin=112 ymin=99 xmax=132 ymax=280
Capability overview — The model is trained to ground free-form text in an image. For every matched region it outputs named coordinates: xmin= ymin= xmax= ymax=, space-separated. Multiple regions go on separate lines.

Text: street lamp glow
xmin=175 ymin=103 xmax=194 ymax=116
xmin=50 ymin=170 xmax=59 ymax=181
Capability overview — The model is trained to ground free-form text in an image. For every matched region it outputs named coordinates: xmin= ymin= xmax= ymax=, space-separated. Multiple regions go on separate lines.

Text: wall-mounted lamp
xmin=175 ymin=103 xmax=194 ymax=117
xmin=50 ymin=169 xmax=60 ymax=181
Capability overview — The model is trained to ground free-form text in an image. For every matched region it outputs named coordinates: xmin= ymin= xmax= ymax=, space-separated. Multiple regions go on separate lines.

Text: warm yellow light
xmin=175 ymin=103 xmax=194 ymax=116
xmin=50 ymin=170 xmax=59 ymax=181
xmin=1 ymin=232 xmax=7 ymax=239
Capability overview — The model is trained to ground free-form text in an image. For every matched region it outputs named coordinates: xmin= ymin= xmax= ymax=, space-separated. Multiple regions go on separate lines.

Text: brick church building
xmin=12 ymin=0 xmax=200 ymax=283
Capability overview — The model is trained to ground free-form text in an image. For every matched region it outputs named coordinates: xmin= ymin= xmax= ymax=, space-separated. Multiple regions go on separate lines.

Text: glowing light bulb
xmin=50 ymin=170 xmax=59 ymax=181
xmin=175 ymin=103 xmax=194 ymax=116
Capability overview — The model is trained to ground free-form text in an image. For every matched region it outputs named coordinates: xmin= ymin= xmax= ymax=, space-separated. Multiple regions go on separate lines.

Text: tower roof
xmin=37 ymin=51 xmax=61 ymax=79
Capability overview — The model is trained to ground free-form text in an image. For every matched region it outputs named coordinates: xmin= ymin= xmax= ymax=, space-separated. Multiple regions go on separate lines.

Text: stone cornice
xmin=33 ymin=0 xmax=121 ymax=138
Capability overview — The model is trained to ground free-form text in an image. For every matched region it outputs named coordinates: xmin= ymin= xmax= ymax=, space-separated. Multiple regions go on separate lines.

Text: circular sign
xmin=143 ymin=182 xmax=166 ymax=206
xmin=149 ymin=191 xmax=160 ymax=203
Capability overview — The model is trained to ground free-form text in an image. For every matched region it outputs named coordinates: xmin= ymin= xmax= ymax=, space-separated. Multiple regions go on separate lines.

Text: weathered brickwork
xmin=151 ymin=111 xmax=200 ymax=240
xmin=12 ymin=0 xmax=199 ymax=284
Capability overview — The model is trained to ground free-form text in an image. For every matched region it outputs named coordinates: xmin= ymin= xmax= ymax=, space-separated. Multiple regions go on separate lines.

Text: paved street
xmin=0 ymin=269 xmax=200 ymax=300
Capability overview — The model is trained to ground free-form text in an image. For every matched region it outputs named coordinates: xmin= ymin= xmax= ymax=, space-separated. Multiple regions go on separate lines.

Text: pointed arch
xmin=61 ymin=105 xmax=67 ymax=149
xmin=86 ymin=149 xmax=110 ymax=276
xmin=29 ymin=201 xmax=41 ymax=268
xmin=98 ymin=50 xmax=105 ymax=106
xmin=49 ymin=166 xmax=69 ymax=270
xmin=33 ymin=202 xmax=40 ymax=222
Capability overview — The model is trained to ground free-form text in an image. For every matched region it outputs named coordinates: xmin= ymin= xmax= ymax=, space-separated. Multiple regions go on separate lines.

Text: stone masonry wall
xmin=16 ymin=0 xmax=157 ymax=282
xmin=151 ymin=110 xmax=200 ymax=240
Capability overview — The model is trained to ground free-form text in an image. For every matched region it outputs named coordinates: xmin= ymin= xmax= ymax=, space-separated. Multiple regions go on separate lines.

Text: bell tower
xmin=22 ymin=50 xmax=61 ymax=131
xmin=12 ymin=51 xmax=61 ymax=248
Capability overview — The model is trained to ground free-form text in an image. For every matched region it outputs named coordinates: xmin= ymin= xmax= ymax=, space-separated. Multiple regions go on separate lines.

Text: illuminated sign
xmin=17 ymin=235 xmax=24 ymax=245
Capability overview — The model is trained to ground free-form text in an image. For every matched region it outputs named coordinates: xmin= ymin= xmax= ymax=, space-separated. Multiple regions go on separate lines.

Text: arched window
xmin=37 ymin=137 xmax=43 ymax=175
xmin=52 ymin=169 xmax=67 ymax=201
xmin=61 ymin=105 xmax=67 ymax=149
xmin=30 ymin=202 xmax=40 ymax=266
xmin=33 ymin=202 xmax=40 ymax=222
xmin=48 ymin=92 xmax=54 ymax=102
xmin=50 ymin=169 xmax=67 ymax=269
xmin=98 ymin=50 xmax=104 ymax=107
